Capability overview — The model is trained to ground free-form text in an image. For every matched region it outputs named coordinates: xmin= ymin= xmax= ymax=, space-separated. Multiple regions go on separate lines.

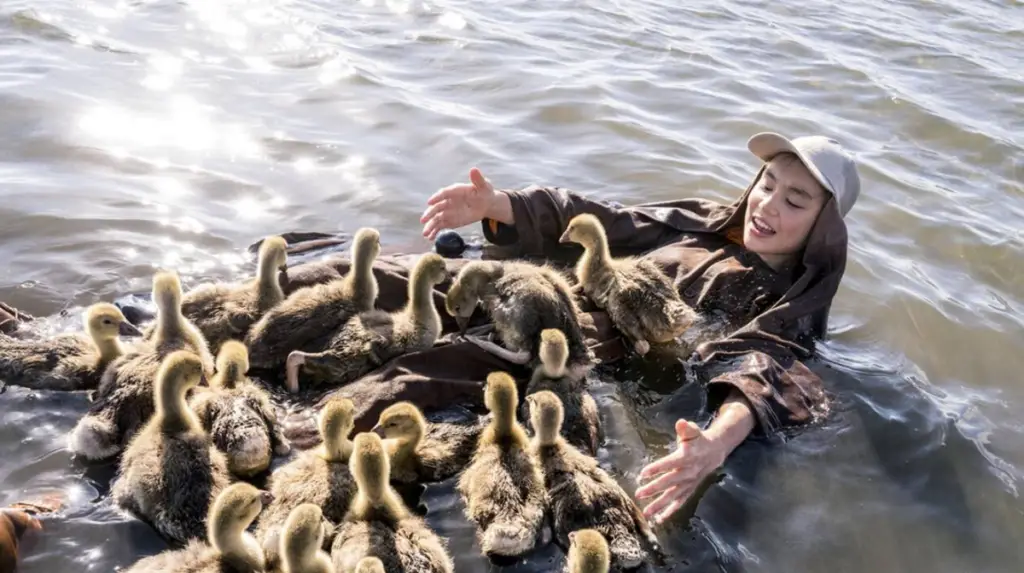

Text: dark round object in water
xmin=115 ymin=300 xmax=154 ymax=327
xmin=434 ymin=229 xmax=467 ymax=258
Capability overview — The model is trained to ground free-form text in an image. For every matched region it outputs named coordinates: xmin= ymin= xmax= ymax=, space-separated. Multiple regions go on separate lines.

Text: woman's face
xmin=743 ymin=153 xmax=829 ymax=270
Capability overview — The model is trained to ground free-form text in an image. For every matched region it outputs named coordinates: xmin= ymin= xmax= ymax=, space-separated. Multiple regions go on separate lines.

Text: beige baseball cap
xmin=747 ymin=132 xmax=861 ymax=218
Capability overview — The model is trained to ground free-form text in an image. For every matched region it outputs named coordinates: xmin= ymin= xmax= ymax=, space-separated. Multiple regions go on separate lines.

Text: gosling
xmin=522 ymin=328 xmax=602 ymax=456
xmin=0 ymin=302 xmax=140 ymax=391
xmin=457 ymin=372 xmax=546 ymax=558
xmin=445 ymin=260 xmax=594 ymax=375
xmin=565 ymin=529 xmax=611 ymax=573
xmin=246 ymin=228 xmax=380 ymax=382
xmin=285 ymin=252 xmax=447 ymax=393
xmin=280 ymin=504 xmax=334 ymax=573
xmin=255 ymin=398 xmax=357 ymax=569
xmin=371 ymin=401 xmax=480 ymax=484
xmin=190 ymin=340 xmax=290 ymax=478
xmin=559 ymin=213 xmax=693 ymax=355
xmin=69 ymin=271 xmax=215 ymax=461
xmin=330 ymin=432 xmax=454 ymax=573
xmin=110 ymin=351 xmax=231 ymax=545
xmin=120 ymin=482 xmax=272 ymax=573
xmin=528 ymin=390 xmax=662 ymax=570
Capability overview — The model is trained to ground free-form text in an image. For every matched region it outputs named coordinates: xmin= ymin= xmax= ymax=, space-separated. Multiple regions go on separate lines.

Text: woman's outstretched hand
xmin=635 ymin=419 xmax=727 ymax=525
xmin=635 ymin=392 xmax=756 ymax=525
xmin=421 ymin=167 xmax=508 ymax=241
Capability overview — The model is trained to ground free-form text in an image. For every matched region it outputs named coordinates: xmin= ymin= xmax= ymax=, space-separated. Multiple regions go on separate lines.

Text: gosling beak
xmin=455 ymin=315 xmax=471 ymax=335
xmin=259 ymin=490 xmax=275 ymax=506
xmin=371 ymin=425 xmax=387 ymax=439
xmin=558 ymin=230 xmax=571 ymax=244
xmin=278 ymin=263 xmax=288 ymax=273
xmin=118 ymin=321 xmax=143 ymax=337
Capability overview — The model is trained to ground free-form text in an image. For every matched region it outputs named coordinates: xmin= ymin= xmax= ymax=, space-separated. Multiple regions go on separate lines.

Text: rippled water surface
xmin=2 ymin=0 xmax=1023 ymax=571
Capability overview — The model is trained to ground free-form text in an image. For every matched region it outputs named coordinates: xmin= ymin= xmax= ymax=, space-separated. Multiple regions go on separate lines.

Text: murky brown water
xmin=1 ymin=0 xmax=1023 ymax=571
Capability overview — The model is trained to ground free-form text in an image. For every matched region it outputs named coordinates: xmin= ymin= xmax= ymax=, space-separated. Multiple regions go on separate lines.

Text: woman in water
xmin=419 ymin=131 xmax=860 ymax=524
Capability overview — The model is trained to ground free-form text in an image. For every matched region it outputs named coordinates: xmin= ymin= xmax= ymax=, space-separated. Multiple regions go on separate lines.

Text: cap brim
xmin=747 ymin=132 xmax=836 ymax=197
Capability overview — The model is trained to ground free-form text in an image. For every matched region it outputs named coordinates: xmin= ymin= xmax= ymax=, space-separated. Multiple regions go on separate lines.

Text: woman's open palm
xmin=421 ymin=167 xmax=497 ymax=241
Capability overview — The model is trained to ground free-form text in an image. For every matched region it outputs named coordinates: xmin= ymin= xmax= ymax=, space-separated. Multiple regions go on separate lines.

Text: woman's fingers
xmin=638 ymin=446 xmax=687 ymax=482
xmin=425 ymin=184 xmax=467 ymax=207
xmin=635 ymin=465 xmax=694 ymax=499
xmin=653 ymin=492 xmax=691 ymax=525
xmin=422 ymin=216 xmax=448 ymax=241
xmin=641 ymin=484 xmax=684 ymax=519
xmin=420 ymin=199 xmax=449 ymax=225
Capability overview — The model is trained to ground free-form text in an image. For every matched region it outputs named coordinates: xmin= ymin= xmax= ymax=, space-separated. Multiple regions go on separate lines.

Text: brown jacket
xmin=273 ymin=168 xmax=847 ymax=438
xmin=480 ymin=168 xmax=847 ymax=434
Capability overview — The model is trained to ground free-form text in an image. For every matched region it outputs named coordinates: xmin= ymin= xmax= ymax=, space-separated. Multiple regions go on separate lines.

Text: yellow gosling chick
xmin=255 ymin=398 xmax=357 ymax=569
xmin=330 ymin=432 xmax=453 ymax=573
xmin=564 ymin=529 xmax=611 ymax=573
xmin=528 ymin=391 xmax=662 ymax=570
xmin=457 ymin=372 xmax=546 ymax=557
xmin=559 ymin=213 xmax=694 ymax=355
xmin=190 ymin=340 xmax=290 ymax=478
xmin=110 ymin=351 xmax=231 ymax=545
xmin=0 ymin=302 xmax=140 ymax=391
xmin=522 ymin=328 xmax=602 ymax=456
xmin=280 ymin=504 xmax=334 ymax=573
xmin=69 ymin=271 xmax=215 ymax=461
xmin=121 ymin=482 xmax=273 ymax=573
xmin=246 ymin=228 xmax=380 ymax=386
xmin=371 ymin=401 xmax=481 ymax=484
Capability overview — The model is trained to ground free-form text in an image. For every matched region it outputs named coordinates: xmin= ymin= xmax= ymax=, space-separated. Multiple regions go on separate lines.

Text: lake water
xmin=1 ymin=0 xmax=1023 ymax=571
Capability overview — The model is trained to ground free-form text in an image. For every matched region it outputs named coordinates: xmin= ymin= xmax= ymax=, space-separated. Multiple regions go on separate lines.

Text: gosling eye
xmin=102 ymin=319 xmax=113 ymax=325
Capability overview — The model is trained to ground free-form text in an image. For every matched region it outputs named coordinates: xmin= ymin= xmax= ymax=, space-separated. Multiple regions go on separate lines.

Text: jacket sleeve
xmin=697 ymin=337 xmax=827 ymax=436
xmin=481 ymin=185 xmax=681 ymax=258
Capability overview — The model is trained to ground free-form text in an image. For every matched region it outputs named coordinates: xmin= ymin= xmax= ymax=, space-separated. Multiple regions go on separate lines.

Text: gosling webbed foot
xmin=284 ymin=351 xmax=306 ymax=394
xmin=464 ymin=334 xmax=531 ymax=365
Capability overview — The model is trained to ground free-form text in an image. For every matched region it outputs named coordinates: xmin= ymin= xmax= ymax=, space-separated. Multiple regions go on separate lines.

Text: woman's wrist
xmin=703 ymin=390 xmax=757 ymax=466
xmin=484 ymin=190 xmax=515 ymax=225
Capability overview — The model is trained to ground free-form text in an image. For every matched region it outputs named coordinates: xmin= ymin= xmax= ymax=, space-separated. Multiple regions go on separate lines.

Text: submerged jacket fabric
xmin=272 ymin=168 xmax=848 ymax=437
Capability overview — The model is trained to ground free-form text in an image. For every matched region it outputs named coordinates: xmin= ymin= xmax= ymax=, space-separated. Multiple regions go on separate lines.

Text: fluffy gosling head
xmin=319 ymin=397 xmax=356 ymax=461
xmin=352 ymin=228 xmax=381 ymax=266
xmin=558 ymin=214 xmax=607 ymax=249
xmin=157 ymin=351 xmax=205 ymax=397
xmin=526 ymin=390 xmax=564 ymax=446
xmin=280 ymin=504 xmax=331 ymax=573
xmin=259 ymin=235 xmax=289 ymax=274
xmin=207 ymin=482 xmax=273 ymax=552
xmin=350 ymin=431 xmax=390 ymax=498
xmin=567 ymin=529 xmax=611 ymax=573
xmin=151 ymin=270 xmax=183 ymax=314
xmin=484 ymin=371 xmax=519 ymax=418
xmin=445 ymin=262 xmax=496 ymax=332
xmin=355 ymin=557 xmax=386 ymax=573
xmin=212 ymin=340 xmax=249 ymax=389
xmin=372 ymin=402 xmax=425 ymax=446
xmin=539 ymin=328 xmax=569 ymax=378
xmin=413 ymin=253 xmax=449 ymax=287
xmin=83 ymin=303 xmax=140 ymax=341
